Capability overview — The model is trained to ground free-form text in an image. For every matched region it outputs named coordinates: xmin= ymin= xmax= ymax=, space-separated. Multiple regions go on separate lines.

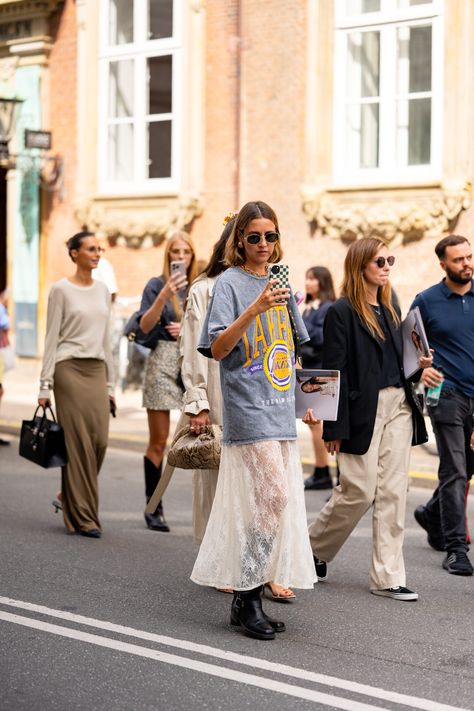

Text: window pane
xmin=346 ymin=102 xmax=379 ymax=169
xmin=346 ymin=0 xmax=380 ymax=12
xmin=148 ymin=120 xmax=172 ymax=177
xmin=409 ymin=26 xmax=431 ymax=92
xmin=109 ymin=60 xmax=134 ymax=118
xmin=148 ymin=56 xmax=172 ymax=114
xmin=361 ymin=32 xmax=380 ymax=97
xmin=408 ymin=97 xmax=431 ymax=164
xmin=149 ymin=0 xmax=173 ymax=40
xmin=347 ymin=32 xmax=380 ymax=99
xmin=109 ymin=0 xmax=133 ymax=45
xmin=108 ymin=123 xmax=134 ymax=181
xmin=360 ymin=103 xmax=379 ymax=168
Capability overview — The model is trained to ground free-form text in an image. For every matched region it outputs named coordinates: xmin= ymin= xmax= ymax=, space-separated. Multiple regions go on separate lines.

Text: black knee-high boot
xmin=230 ymin=586 xmax=285 ymax=640
xmin=144 ymin=456 xmax=169 ymax=532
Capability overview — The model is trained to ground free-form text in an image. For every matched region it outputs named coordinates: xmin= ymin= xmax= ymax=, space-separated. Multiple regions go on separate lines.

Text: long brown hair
xmin=341 ymin=237 xmax=399 ymax=340
xmin=162 ymin=231 xmax=198 ymax=319
xmin=223 ymin=201 xmax=283 ymax=267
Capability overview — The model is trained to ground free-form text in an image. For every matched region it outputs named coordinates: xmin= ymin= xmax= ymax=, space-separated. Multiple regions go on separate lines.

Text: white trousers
xmin=308 ymin=387 xmax=413 ymax=590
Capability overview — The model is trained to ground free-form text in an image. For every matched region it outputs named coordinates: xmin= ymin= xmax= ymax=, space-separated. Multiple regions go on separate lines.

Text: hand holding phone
xmin=269 ymin=264 xmax=290 ymax=303
xmin=170 ymin=261 xmax=188 ymax=298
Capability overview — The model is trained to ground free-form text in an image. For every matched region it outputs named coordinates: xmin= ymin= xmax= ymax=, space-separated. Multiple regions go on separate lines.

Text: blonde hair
xmin=162 ymin=231 xmax=198 ymax=319
xmin=341 ymin=237 xmax=400 ymax=340
xmin=223 ymin=201 xmax=283 ymax=267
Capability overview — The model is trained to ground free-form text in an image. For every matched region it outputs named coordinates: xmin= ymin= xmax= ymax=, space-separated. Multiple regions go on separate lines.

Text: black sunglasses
xmin=242 ymin=231 xmax=280 ymax=245
xmin=373 ymin=256 xmax=395 ymax=268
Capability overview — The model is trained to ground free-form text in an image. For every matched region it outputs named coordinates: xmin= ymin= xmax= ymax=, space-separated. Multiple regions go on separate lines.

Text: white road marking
xmin=0 ymin=610 xmax=388 ymax=711
xmin=0 ymin=596 xmax=469 ymax=711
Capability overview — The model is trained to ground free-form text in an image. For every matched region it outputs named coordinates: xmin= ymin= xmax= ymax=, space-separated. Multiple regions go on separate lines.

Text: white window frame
xmin=97 ymin=0 xmax=184 ymax=196
xmin=333 ymin=0 xmax=444 ymax=187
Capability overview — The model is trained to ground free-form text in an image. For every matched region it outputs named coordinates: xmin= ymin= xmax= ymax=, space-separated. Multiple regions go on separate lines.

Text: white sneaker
xmin=371 ymin=586 xmax=418 ymax=601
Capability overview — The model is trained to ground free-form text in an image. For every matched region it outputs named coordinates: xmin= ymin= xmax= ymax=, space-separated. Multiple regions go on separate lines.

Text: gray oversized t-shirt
xmin=198 ymin=267 xmax=309 ymax=445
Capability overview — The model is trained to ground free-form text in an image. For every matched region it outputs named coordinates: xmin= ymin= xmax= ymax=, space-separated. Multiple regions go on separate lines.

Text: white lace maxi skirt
xmin=191 ymin=440 xmax=317 ymax=591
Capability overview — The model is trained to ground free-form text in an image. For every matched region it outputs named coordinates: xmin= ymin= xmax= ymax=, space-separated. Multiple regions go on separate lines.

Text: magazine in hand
xmin=401 ymin=306 xmax=430 ymax=378
xmin=295 ymin=369 xmax=340 ymax=420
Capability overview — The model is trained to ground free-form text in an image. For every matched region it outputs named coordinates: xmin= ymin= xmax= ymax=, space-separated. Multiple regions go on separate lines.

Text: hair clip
xmin=223 ymin=211 xmax=237 ymax=226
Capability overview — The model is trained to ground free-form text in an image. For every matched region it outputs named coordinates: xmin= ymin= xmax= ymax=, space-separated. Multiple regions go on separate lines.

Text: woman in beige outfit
xmin=38 ymin=232 xmax=115 ymax=538
xmin=180 ymin=271 xmax=222 ymax=543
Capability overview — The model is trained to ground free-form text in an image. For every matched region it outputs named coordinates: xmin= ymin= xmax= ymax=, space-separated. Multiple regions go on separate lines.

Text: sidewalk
xmin=0 ymin=357 xmax=441 ymax=489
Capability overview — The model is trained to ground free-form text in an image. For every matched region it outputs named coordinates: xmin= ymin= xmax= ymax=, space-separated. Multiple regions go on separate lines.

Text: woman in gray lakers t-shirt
xmin=191 ymin=201 xmax=317 ymax=640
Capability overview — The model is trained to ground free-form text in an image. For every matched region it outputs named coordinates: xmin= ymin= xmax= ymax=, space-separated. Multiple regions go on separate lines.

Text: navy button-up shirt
xmin=411 ymin=280 xmax=474 ymax=397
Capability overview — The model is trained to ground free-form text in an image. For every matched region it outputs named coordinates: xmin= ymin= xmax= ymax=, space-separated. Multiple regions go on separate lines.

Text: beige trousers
xmin=308 ymin=387 xmax=413 ymax=590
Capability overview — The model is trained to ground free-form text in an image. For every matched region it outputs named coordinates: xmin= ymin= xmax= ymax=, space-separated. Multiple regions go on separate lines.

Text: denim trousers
xmin=426 ymin=388 xmax=474 ymax=553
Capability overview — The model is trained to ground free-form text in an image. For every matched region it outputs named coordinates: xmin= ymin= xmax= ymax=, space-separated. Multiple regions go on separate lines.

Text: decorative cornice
xmin=301 ymin=181 xmax=472 ymax=245
xmin=0 ymin=1 xmax=62 ymax=21
xmin=74 ymin=194 xmax=205 ymax=249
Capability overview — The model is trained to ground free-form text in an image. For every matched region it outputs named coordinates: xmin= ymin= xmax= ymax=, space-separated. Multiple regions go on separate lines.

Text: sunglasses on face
xmin=243 ymin=231 xmax=280 ymax=245
xmin=373 ymin=256 xmax=395 ymax=268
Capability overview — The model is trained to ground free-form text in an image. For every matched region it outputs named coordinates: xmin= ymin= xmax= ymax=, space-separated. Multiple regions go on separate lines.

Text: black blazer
xmin=322 ymin=298 xmax=427 ymax=455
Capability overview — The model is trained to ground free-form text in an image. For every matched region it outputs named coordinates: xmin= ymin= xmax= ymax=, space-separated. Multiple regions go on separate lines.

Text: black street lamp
xmin=0 ymin=96 xmax=24 ymax=163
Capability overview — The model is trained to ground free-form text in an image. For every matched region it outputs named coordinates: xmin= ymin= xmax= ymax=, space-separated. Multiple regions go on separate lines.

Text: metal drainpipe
xmin=235 ymin=0 xmax=242 ymax=210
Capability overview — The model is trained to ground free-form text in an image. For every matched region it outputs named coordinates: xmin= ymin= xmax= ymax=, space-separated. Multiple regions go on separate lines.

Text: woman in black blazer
xmin=308 ymin=237 xmax=431 ymax=601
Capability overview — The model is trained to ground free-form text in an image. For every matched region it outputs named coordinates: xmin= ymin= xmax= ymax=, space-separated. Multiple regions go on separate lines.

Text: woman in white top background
xmin=38 ymin=231 xmax=115 ymax=539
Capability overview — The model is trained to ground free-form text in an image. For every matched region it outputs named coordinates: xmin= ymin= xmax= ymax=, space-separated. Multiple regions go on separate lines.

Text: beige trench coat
xmin=146 ymin=275 xmax=222 ymax=543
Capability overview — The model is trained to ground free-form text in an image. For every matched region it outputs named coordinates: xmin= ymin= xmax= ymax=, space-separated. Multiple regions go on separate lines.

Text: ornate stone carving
xmin=74 ymin=193 xmax=204 ymax=249
xmin=0 ymin=1 xmax=63 ymax=22
xmin=301 ymin=181 xmax=472 ymax=246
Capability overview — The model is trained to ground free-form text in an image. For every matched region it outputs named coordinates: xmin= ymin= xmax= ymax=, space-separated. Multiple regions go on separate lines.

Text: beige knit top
xmin=39 ymin=279 xmax=114 ymax=398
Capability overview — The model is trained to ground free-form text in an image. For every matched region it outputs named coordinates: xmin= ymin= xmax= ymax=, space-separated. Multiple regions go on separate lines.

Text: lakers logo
xmin=263 ymin=340 xmax=292 ymax=391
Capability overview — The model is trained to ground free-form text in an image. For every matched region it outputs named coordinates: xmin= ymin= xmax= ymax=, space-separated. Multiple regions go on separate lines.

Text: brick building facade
xmin=1 ymin=0 xmax=473 ymax=354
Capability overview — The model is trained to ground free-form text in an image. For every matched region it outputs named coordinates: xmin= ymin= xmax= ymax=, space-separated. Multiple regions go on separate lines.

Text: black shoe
xmin=0 ymin=437 xmax=11 ymax=446
xmin=371 ymin=586 xmax=418 ymax=601
xmin=261 ymin=611 xmax=285 ymax=633
xmin=304 ymin=466 xmax=333 ymax=490
xmin=80 ymin=529 xmax=102 ymax=539
xmin=442 ymin=551 xmax=474 ymax=576
xmin=144 ymin=457 xmax=170 ymax=532
xmin=313 ymin=556 xmax=328 ymax=581
xmin=144 ymin=509 xmax=170 ymax=532
xmin=413 ymin=505 xmax=445 ymax=551
xmin=230 ymin=589 xmax=276 ymax=640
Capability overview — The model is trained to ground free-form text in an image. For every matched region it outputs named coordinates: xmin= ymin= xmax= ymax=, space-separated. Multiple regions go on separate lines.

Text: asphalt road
xmin=1 ymin=440 xmax=473 ymax=711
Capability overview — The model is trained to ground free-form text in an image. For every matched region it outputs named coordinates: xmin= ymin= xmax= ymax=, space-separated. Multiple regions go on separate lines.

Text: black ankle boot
xmin=304 ymin=466 xmax=333 ymax=490
xmin=230 ymin=587 xmax=277 ymax=640
xmin=144 ymin=456 xmax=170 ymax=532
xmin=230 ymin=593 xmax=285 ymax=633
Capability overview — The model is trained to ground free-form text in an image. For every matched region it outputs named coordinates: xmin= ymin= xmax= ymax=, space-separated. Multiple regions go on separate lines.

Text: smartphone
xmin=170 ymin=260 xmax=188 ymax=301
xmin=269 ymin=264 xmax=290 ymax=303
xmin=109 ymin=399 xmax=116 ymax=418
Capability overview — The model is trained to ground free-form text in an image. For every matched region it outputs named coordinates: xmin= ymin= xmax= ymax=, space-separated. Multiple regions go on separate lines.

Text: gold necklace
xmin=240 ymin=263 xmax=268 ymax=278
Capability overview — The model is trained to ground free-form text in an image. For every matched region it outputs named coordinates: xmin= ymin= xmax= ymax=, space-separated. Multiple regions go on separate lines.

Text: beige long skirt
xmin=54 ymin=358 xmax=109 ymax=534
xmin=191 ymin=440 xmax=317 ymax=591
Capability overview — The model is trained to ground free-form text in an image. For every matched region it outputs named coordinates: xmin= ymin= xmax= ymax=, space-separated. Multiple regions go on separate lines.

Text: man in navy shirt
xmin=411 ymin=235 xmax=474 ymax=576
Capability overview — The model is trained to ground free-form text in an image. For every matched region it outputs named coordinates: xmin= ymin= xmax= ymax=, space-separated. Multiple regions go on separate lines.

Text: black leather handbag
xmin=19 ymin=405 xmax=68 ymax=468
xmin=124 ymin=311 xmax=160 ymax=350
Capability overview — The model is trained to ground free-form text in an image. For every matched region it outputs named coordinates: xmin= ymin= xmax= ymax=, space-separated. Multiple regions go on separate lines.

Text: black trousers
xmin=425 ymin=388 xmax=474 ymax=553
